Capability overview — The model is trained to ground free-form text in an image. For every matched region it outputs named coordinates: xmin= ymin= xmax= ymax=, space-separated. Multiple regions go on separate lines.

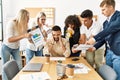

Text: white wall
xmin=2 ymin=0 xmax=120 ymax=33
xmin=1 ymin=0 xmax=120 ymax=51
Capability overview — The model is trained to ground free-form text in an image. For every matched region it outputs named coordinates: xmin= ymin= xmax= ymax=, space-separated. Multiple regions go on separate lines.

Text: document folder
xmin=22 ymin=63 xmax=43 ymax=72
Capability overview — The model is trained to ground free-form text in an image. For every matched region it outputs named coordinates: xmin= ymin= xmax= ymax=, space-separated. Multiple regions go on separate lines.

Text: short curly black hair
xmin=80 ymin=9 xmax=93 ymax=19
xmin=52 ymin=25 xmax=61 ymax=31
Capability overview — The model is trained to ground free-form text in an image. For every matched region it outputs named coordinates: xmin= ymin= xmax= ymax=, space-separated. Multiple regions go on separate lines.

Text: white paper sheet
xmin=30 ymin=28 xmax=44 ymax=48
xmin=74 ymin=63 xmax=91 ymax=74
xmin=19 ymin=72 xmax=50 ymax=80
xmin=74 ymin=44 xmax=93 ymax=50
xmin=50 ymin=57 xmax=66 ymax=61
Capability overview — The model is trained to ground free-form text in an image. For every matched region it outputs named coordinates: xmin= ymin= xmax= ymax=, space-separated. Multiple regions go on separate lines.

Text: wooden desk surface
xmin=12 ymin=57 xmax=103 ymax=80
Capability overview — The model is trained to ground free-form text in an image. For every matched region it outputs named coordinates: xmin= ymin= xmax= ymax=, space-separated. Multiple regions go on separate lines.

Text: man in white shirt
xmin=80 ymin=9 xmax=105 ymax=71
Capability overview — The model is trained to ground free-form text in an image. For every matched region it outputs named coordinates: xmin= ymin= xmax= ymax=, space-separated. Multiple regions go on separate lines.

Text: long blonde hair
xmin=14 ymin=9 xmax=29 ymax=34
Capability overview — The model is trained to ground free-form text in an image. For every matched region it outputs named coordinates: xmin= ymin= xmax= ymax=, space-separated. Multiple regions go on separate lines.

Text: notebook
xmin=22 ymin=63 xmax=43 ymax=72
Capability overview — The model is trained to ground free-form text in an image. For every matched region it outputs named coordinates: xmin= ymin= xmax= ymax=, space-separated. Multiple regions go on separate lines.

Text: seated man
xmin=43 ymin=25 xmax=71 ymax=57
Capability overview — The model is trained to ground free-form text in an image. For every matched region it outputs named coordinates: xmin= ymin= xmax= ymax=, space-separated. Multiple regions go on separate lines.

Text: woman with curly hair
xmin=63 ymin=15 xmax=81 ymax=57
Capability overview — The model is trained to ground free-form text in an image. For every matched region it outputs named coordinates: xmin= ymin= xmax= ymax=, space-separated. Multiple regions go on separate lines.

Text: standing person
xmin=63 ymin=15 xmax=81 ymax=57
xmin=26 ymin=12 xmax=50 ymax=63
xmin=87 ymin=0 xmax=120 ymax=80
xmin=80 ymin=9 xmax=105 ymax=71
xmin=1 ymin=9 xmax=31 ymax=80
xmin=43 ymin=25 xmax=71 ymax=57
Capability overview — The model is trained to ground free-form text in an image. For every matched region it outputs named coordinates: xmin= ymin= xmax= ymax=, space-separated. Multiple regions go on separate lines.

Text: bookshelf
xmin=25 ymin=7 xmax=55 ymax=27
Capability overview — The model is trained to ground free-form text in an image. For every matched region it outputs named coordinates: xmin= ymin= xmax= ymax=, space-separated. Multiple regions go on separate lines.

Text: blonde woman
xmin=26 ymin=12 xmax=50 ymax=63
xmin=1 ymin=9 xmax=31 ymax=80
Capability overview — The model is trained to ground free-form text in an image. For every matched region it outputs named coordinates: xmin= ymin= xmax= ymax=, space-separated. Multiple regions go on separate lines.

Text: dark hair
xmin=64 ymin=15 xmax=81 ymax=29
xmin=80 ymin=9 xmax=93 ymax=19
xmin=100 ymin=0 xmax=115 ymax=8
xmin=52 ymin=25 xmax=61 ymax=31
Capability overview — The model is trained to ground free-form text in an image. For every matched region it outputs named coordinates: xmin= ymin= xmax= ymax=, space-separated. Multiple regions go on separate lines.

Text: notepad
xmin=22 ymin=63 xmax=43 ymax=72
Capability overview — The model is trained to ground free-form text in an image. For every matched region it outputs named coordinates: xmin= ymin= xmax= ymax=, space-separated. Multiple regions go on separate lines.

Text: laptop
xmin=22 ymin=63 xmax=43 ymax=72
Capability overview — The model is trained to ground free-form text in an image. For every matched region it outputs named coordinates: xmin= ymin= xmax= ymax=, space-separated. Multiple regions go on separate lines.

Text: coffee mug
xmin=66 ymin=64 xmax=75 ymax=78
xmin=44 ymin=54 xmax=50 ymax=64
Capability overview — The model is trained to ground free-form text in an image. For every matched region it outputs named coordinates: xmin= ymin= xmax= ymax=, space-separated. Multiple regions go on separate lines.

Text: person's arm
xmin=87 ymin=13 xmax=120 ymax=45
xmin=6 ymin=21 xmax=31 ymax=42
xmin=43 ymin=41 xmax=51 ymax=56
xmin=94 ymin=13 xmax=120 ymax=42
xmin=45 ymin=38 xmax=57 ymax=56
xmin=59 ymin=37 xmax=70 ymax=57
xmin=42 ymin=30 xmax=47 ymax=41
xmin=8 ymin=33 xmax=31 ymax=42
xmin=59 ymin=37 xmax=66 ymax=52
xmin=72 ymin=28 xmax=80 ymax=44
xmin=79 ymin=34 xmax=86 ymax=44
xmin=87 ymin=38 xmax=105 ymax=52
xmin=94 ymin=38 xmax=106 ymax=50
xmin=68 ymin=28 xmax=80 ymax=54
xmin=61 ymin=39 xmax=71 ymax=57
xmin=79 ymin=25 xmax=86 ymax=44
xmin=79 ymin=34 xmax=86 ymax=57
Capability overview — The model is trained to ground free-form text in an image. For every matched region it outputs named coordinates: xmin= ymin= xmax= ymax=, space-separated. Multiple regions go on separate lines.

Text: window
xmin=0 ymin=0 xmax=3 ymax=41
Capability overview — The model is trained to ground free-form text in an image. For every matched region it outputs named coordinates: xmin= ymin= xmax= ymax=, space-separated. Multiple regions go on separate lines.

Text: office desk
xmin=13 ymin=57 xmax=103 ymax=80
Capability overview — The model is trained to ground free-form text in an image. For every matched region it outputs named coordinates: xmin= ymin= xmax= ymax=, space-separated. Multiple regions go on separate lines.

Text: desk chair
xmin=3 ymin=60 xmax=19 ymax=80
xmin=98 ymin=64 xmax=117 ymax=80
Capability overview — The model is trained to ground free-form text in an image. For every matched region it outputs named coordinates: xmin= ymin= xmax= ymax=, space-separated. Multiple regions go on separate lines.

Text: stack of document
xmin=74 ymin=63 xmax=91 ymax=74
xmin=74 ymin=44 xmax=93 ymax=50
xmin=19 ymin=72 xmax=50 ymax=80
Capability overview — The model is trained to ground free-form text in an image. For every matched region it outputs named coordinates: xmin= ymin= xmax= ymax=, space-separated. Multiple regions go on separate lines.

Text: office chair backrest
xmin=3 ymin=60 xmax=19 ymax=80
xmin=98 ymin=64 xmax=117 ymax=80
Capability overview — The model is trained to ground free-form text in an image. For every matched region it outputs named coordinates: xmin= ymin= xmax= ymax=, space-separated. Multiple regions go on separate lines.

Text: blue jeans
xmin=1 ymin=44 xmax=22 ymax=80
xmin=106 ymin=49 xmax=120 ymax=80
xmin=26 ymin=48 xmax=43 ymax=63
